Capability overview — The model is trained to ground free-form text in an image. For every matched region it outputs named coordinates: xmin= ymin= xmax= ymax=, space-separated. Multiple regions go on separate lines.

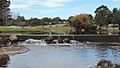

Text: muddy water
xmin=5 ymin=45 xmax=120 ymax=68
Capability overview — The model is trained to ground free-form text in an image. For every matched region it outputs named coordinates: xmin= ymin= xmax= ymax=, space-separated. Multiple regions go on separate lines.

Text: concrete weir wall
xmin=16 ymin=35 xmax=120 ymax=42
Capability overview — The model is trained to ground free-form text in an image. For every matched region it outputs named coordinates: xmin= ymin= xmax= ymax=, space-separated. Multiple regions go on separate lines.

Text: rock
xmin=0 ymin=54 xmax=10 ymax=67
xmin=64 ymin=38 xmax=70 ymax=43
xmin=0 ymin=36 xmax=9 ymax=47
xmin=58 ymin=38 xmax=63 ymax=43
xmin=97 ymin=60 xmax=113 ymax=68
xmin=44 ymin=37 xmax=54 ymax=44
xmin=9 ymin=35 xmax=19 ymax=44
xmin=9 ymin=35 xmax=18 ymax=41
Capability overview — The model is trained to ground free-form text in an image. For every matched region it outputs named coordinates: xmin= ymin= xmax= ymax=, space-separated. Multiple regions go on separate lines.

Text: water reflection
xmin=7 ymin=45 xmax=120 ymax=68
xmin=0 ymin=54 xmax=10 ymax=67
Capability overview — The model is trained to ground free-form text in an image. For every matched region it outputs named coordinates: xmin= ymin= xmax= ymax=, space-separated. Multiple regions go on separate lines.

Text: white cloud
xmin=10 ymin=0 xmax=72 ymax=9
xmin=40 ymin=0 xmax=72 ymax=7
xmin=10 ymin=0 xmax=39 ymax=9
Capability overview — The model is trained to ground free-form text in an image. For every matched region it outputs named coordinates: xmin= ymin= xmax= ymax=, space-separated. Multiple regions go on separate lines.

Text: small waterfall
xmin=72 ymin=35 xmax=75 ymax=40
xmin=7 ymin=42 xmax=11 ymax=46
xmin=58 ymin=35 xmax=60 ymax=39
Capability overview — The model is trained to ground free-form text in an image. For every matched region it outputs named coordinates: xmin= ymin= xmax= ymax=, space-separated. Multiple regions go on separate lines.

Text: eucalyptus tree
xmin=0 ymin=0 xmax=11 ymax=26
xmin=112 ymin=8 xmax=120 ymax=30
xmin=112 ymin=8 xmax=120 ymax=24
xmin=94 ymin=5 xmax=111 ymax=27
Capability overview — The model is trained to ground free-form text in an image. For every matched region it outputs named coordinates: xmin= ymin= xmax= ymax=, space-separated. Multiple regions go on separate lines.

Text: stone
xmin=57 ymin=38 xmax=63 ymax=43
xmin=64 ymin=38 xmax=70 ymax=43
xmin=0 ymin=36 xmax=9 ymax=47
xmin=97 ymin=60 xmax=113 ymax=68
xmin=9 ymin=35 xmax=18 ymax=41
xmin=0 ymin=54 xmax=10 ymax=67
xmin=44 ymin=37 xmax=54 ymax=44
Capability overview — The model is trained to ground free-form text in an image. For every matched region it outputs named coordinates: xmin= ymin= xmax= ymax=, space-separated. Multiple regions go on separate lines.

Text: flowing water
xmin=2 ymin=44 xmax=120 ymax=68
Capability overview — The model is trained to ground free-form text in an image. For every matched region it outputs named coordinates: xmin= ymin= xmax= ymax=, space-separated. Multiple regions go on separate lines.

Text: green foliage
xmin=112 ymin=8 xmax=120 ymax=24
xmin=42 ymin=17 xmax=52 ymax=22
xmin=94 ymin=5 xmax=111 ymax=26
xmin=95 ymin=5 xmax=120 ymax=30
xmin=52 ymin=17 xmax=61 ymax=23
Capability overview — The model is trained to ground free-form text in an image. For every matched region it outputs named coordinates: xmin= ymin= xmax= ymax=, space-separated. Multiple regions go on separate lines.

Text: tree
xmin=52 ymin=17 xmax=61 ymax=24
xmin=17 ymin=16 xmax=25 ymax=21
xmin=68 ymin=16 xmax=74 ymax=27
xmin=0 ymin=0 xmax=11 ymax=26
xmin=68 ymin=14 xmax=93 ymax=34
xmin=27 ymin=18 xmax=41 ymax=26
xmin=113 ymin=8 xmax=118 ymax=13
xmin=94 ymin=5 xmax=111 ymax=27
xmin=41 ymin=17 xmax=52 ymax=25
xmin=112 ymin=8 xmax=120 ymax=31
xmin=42 ymin=17 xmax=51 ymax=22
xmin=112 ymin=8 xmax=120 ymax=24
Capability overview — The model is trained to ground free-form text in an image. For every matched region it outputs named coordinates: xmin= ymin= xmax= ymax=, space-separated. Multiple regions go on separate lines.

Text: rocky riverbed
xmin=0 ymin=46 xmax=28 ymax=55
xmin=0 ymin=46 xmax=28 ymax=67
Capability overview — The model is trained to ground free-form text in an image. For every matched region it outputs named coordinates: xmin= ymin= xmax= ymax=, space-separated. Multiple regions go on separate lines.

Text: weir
xmin=16 ymin=34 xmax=120 ymax=42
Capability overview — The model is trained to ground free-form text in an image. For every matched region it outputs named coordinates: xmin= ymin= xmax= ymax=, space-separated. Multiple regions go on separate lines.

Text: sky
xmin=10 ymin=0 xmax=120 ymax=19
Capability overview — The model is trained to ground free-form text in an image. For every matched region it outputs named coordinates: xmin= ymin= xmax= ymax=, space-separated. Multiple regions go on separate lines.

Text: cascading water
xmin=18 ymin=39 xmax=82 ymax=46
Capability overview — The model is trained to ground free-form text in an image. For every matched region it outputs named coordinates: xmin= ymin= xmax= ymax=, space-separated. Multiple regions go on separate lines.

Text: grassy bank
xmin=0 ymin=26 xmax=45 ymax=35
xmin=44 ymin=24 xmax=72 ymax=33
xmin=0 ymin=24 xmax=72 ymax=35
xmin=98 ymin=26 xmax=119 ymax=31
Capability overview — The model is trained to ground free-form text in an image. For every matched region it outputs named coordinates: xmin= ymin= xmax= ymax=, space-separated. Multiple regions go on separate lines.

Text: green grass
xmin=0 ymin=26 xmax=40 ymax=31
xmin=0 ymin=24 xmax=119 ymax=35
xmin=45 ymin=24 xmax=72 ymax=33
xmin=0 ymin=25 xmax=72 ymax=35
xmin=97 ymin=26 xmax=119 ymax=31
xmin=0 ymin=26 xmax=45 ymax=35
xmin=49 ymin=26 xmax=72 ymax=33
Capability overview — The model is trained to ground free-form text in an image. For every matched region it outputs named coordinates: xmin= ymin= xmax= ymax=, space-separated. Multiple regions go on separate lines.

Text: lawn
xmin=97 ymin=26 xmax=119 ymax=31
xmin=48 ymin=26 xmax=72 ymax=33
xmin=0 ymin=24 xmax=72 ymax=35
xmin=0 ymin=26 xmax=45 ymax=35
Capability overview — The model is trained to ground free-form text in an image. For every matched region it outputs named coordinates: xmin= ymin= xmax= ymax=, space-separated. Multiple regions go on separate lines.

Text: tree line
xmin=9 ymin=16 xmax=67 ymax=26
xmin=0 ymin=0 xmax=120 ymax=34
xmin=95 ymin=5 xmax=120 ymax=28
xmin=68 ymin=5 xmax=120 ymax=34
xmin=8 ymin=5 xmax=120 ymax=28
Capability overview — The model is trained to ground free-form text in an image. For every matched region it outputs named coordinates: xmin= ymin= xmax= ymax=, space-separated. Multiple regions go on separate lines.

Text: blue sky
xmin=10 ymin=0 xmax=120 ymax=19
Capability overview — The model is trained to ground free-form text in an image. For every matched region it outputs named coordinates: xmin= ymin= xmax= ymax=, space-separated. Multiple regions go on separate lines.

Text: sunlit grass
xmin=0 ymin=26 xmax=45 ymax=34
xmin=97 ymin=26 xmax=119 ymax=31
xmin=45 ymin=24 xmax=72 ymax=33
xmin=0 ymin=24 xmax=72 ymax=35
